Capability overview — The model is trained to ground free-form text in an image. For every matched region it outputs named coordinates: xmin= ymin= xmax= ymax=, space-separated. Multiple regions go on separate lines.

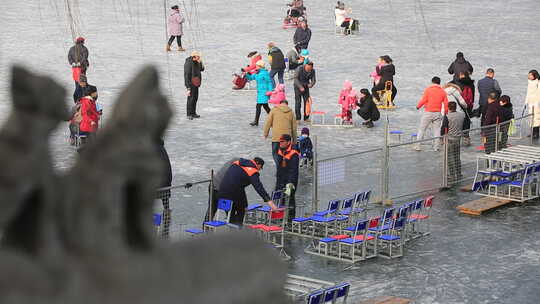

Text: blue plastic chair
xmin=314 ymin=199 xmax=341 ymax=216
xmin=203 ymin=199 xmax=233 ymax=231
xmin=152 ymin=213 xmax=162 ymax=227
xmin=307 ymin=289 xmax=325 ymax=304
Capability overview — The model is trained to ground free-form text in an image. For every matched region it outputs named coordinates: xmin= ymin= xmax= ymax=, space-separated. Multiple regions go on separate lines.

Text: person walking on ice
xmin=246 ymin=60 xmax=273 ymax=126
xmin=184 ymin=51 xmax=204 ymax=120
xmin=166 ymin=5 xmax=185 ymax=52
xmin=415 ymin=77 xmax=449 ymax=151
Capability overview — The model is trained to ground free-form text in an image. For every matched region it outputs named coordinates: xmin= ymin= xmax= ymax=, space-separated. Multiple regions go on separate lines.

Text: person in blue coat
xmin=246 ymin=60 xmax=274 ymax=126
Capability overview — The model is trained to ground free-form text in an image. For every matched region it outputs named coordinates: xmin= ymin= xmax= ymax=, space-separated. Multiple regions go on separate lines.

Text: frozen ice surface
xmin=1 ymin=0 xmax=540 ymax=303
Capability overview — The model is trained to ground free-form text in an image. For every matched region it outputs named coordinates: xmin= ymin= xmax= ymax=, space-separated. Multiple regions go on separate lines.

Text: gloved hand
xmin=240 ymin=68 xmax=245 ymax=72
xmin=265 ymin=91 xmax=272 ymax=96
xmin=184 ymin=183 xmax=193 ymax=189
xmin=284 ymin=183 xmax=295 ymax=196
xmin=72 ymin=62 xmax=80 ymax=67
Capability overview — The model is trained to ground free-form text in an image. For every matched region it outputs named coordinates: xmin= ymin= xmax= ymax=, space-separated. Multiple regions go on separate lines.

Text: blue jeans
xmin=269 ymin=69 xmax=285 ymax=87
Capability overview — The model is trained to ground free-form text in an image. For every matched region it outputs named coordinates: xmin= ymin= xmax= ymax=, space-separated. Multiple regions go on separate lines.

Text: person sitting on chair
xmin=335 ymin=1 xmax=353 ymax=34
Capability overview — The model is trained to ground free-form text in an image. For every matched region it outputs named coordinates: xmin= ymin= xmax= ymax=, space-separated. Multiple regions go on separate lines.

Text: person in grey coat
xmin=294 ymin=62 xmax=316 ymax=121
xmin=68 ymin=37 xmax=89 ymax=74
xmin=441 ymin=102 xmax=465 ymax=184
xmin=293 ymin=21 xmax=312 ymax=52
xmin=476 ymin=68 xmax=502 ymax=125
xmin=448 ymin=52 xmax=473 ymax=82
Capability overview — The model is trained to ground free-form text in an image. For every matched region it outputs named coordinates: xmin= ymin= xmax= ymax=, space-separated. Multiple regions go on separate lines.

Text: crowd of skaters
xmin=64 ymin=2 xmax=540 ymax=225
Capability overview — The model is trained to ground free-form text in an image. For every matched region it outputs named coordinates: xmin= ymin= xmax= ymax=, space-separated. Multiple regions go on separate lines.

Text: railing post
xmin=442 ymin=134 xmax=448 ymax=188
xmin=495 ymin=122 xmax=500 ymax=151
xmin=531 ymin=107 xmax=535 ymax=146
xmin=381 ymin=113 xmax=391 ymax=205
xmin=311 ymin=135 xmax=318 ymax=214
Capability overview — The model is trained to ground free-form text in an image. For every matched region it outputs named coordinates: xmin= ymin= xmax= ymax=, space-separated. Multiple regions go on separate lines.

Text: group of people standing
xmin=67 ymin=37 xmax=101 ymax=146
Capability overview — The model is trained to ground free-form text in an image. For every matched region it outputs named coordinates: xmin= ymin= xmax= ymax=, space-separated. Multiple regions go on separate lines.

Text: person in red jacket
xmin=415 ymin=77 xmax=449 ymax=151
xmin=79 ymin=85 xmax=100 ymax=139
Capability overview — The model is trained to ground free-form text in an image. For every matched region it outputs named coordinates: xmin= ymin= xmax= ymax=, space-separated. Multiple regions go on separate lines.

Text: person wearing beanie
xmin=246 ymin=60 xmax=273 ymax=126
xmin=184 ymin=51 xmax=204 ymax=120
xmin=264 ymin=100 xmax=297 ymax=167
xmin=73 ymin=74 xmax=89 ymax=103
xmin=448 ymin=51 xmax=473 ymax=82
xmin=297 ymin=127 xmax=313 ymax=167
xmin=218 ymin=157 xmax=276 ymax=225
xmin=275 ymin=134 xmax=300 ymax=221
xmin=68 ymin=36 xmax=89 ymax=75
xmin=166 ymin=5 xmax=185 ymax=52
xmin=293 ymin=20 xmax=312 ymax=52
xmin=498 ymin=95 xmax=514 ymax=149
xmin=242 ymin=51 xmax=263 ymax=75
xmin=267 ymin=42 xmax=286 ymax=86
xmin=293 ymin=61 xmax=316 ymax=122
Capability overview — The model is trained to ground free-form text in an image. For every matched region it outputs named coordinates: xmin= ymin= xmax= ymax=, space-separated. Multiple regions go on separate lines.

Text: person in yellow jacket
xmin=263 ymin=100 xmax=298 ymax=167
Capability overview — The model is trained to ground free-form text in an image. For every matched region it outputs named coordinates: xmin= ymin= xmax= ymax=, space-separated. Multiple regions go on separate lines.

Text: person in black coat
xmin=157 ymin=138 xmax=173 ymax=209
xmin=184 ymin=51 xmax=205 ymax=120
xmin=448 ymin=52 xmax=473 ymax=82
xmin=371 ymin=55 xmax=397 ymax=103
xmin=275 ymin=134 xmax=300 ymax=220
xmin=218 ymin=157 xmax=275 ymax=225
xmin=267 ymin=42 xmax=286 ymax=87
xmin=483 ymin=92 xmax=502 ymax=154
xmin=68 ymin=37 xmax=90 ymax=74
xmin=498 ymin=95 xmax=514 ymax=150
xmin=293 ymin=21 xmax=312 ymax=52
xmin=356 ymin=89 xmax=380 ymax=128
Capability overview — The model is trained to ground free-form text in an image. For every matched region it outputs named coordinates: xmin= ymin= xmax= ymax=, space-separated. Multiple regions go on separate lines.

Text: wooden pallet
xmin=460 ymin=184 xmax=473 ymax=192
xmin=457 ymin=196 xmax=513 ymax=216
xmin=358 ymin=296 xmax=412 ymax=304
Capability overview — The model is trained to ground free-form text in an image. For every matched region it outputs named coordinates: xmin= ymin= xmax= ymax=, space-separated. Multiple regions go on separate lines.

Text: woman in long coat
xmin=526 ymin=70 xmax=540 ymax=138
xmin=166 ymin=5 xmax=185 ymax=52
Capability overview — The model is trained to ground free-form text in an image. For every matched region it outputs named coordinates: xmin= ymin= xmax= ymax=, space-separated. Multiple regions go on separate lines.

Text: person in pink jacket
xmin=267 ymin=83 xmax=286 ymax=105
xmin=338 ymin=80 xmax=353 ymax=121
xmin=370 ymin=57 xmax=384 ymax=86
xmin=166 ymin=5 xmax=185 ymax=52
xmin=341 ymin=89 xmax=357 ymax=123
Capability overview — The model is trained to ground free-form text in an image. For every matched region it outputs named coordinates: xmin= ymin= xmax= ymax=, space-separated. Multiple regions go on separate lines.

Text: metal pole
xmin=531 ymin=106 xmax=534 ymax=146
xmin=311 ymin=135 xmax=318 ymax=214
xmin=381 ymin=112 xmax=391 ymax=205
xmin=442 ymin=134 xmax=448 ymax=188
xmin=495 ymin=122 xmax=500 ymax=152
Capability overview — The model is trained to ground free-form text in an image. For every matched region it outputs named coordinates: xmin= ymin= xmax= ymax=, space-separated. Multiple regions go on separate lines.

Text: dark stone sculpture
xmin=0 ymin=66 xmax=289 ymax=304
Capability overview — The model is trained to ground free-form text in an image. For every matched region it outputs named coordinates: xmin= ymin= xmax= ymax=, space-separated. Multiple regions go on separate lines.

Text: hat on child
xmin=301 ymin=127 xmax=310 ymax=135
xmin=191 ymin=51 xmax=201 ymax=57
xmin=256 ymin=60 xmax=265 ymax=68
xmin=300 ymin=49 xmax=310 ymax=57
xmin=280 ymin=134 xmax=292 ymax=142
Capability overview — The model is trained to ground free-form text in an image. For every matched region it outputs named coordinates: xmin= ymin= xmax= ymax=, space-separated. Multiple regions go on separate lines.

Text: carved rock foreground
xmin=0 ymin=66 xmax=288 ymax=304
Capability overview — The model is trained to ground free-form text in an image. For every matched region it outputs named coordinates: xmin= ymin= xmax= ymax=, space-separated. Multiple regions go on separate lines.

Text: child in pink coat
xmin=338 ymin=80 xmax=353 ymax=119
xmin=341 ymin=89 xmax=357 ymax=123
xmin=267 ymin=83 xmax=286 ymax=105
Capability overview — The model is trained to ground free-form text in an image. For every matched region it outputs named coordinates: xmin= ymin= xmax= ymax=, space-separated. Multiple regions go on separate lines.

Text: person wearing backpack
xmin=452 ymin=71 xmax=475 ymax=146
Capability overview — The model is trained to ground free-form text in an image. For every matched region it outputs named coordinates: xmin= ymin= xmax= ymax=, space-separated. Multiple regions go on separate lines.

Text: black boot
xmin=366 ymin=121 xmax=374 ymax=128
xmin=534 ymin=127 xmax=539 ymax=139
xmin=250 ymin=121 xmax=258 ymax=126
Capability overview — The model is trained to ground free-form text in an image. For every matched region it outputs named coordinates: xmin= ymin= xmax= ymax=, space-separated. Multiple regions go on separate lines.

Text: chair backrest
xmin=272 ymin=190 xmax=284 ymax=204
xmin=363 ymin=190 xmax=371 ymax=203
xmin=217 ymin=199 xmax=233 ymax=212
xmin=307 ymin=290 xmax=324 ymax=304
xmin=393 ymin=217 xmax=406 ymax=230
xmin=323 ymin=286 xmax=338 ymax=303
xmin=342 ymin=198 xmax=354 ymax=209
xmin=354 ymin=191 xmax=365 ymax=204
xmin=368 ymin=217 xmax=380 ymax=229
xmin=328 ymin=199 xmax=340 ymax=211
xmin=352 ymin=219 xmax=368 ymax=237
xmin=382 ymin=208 xmax=394 ymax=224
xmin=335 ymin=283 xmax=350 ymax=300
xmin=424 ymin=196 xmax=434 ymax=209
xmin=413 ymin=200 xmax=423 ymax=211
xmin=152 ymin=213 xmax=162 ymax=226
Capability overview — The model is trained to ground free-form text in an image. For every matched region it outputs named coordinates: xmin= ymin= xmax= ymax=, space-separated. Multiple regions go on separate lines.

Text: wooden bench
xmin=457 ymin=196 xmax=513 ymax=216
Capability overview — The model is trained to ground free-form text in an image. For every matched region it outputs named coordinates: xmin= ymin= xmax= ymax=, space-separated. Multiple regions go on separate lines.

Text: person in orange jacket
xmin=415 ymin=77 xmax=449 ymax=151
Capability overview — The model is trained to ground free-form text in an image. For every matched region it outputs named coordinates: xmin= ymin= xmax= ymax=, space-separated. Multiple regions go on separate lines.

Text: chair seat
xmin=510 ymin=180 xmax=531 ymax=186
xmin=478 ymin=170 xmax=501 ymax=175
xmin=261 ymin=225 xmax=282 ymax=232
xmin=258 ymin=205 xmax=272 ymax=212
xmin=185 ymin=228 xmax=204 ymax=234
xmin=203 ymin=221 xmax=227 ymax=227
xmin=313 ymin=210 xmax=334 ymax=216
xmin=311 ymin=216 xmax=336 ymax=222
xmin=368 ymin=224 xmax=392 ymax=232
xmin=338 ymin=208 xmax=351 ymax=215
xmin=336 ymin=216 xmax=349 ymax=221
xmin=339 ymin=238 xmax=363 ymax=244
xmin=248 ymin=224 xmax=266 ymax=229
xmin=379 ymin=234 xmax=400 ymax=241
xmin=353 ymin=234 xmax=375 ymax=241
xmin=247 ymin=204 xmax=263 ymax=211
xmin=330 ymin=234 xmax=349 ymax=240
xmin=489 ymin=179 xmax=511 ymax=186
xmin=494 ymin=171 xmax=521 ymax=178
xmin=292 ymin=217 xmax=311 ymax=222
xmin=320 ymin=237 xmax=338 ymax=243
xmin=409 ymin=214 xmax=428 ymax=220
xmin=389 ymin=130 xmax=403 ymax=134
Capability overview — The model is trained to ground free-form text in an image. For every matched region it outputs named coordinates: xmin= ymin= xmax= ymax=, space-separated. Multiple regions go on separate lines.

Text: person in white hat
xmin=245 ymin=60 xmax=273 ymax=126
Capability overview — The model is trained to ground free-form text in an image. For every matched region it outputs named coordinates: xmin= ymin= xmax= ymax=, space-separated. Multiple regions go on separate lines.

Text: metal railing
xmin=312 ymin=113 xmax=534 ymax=209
